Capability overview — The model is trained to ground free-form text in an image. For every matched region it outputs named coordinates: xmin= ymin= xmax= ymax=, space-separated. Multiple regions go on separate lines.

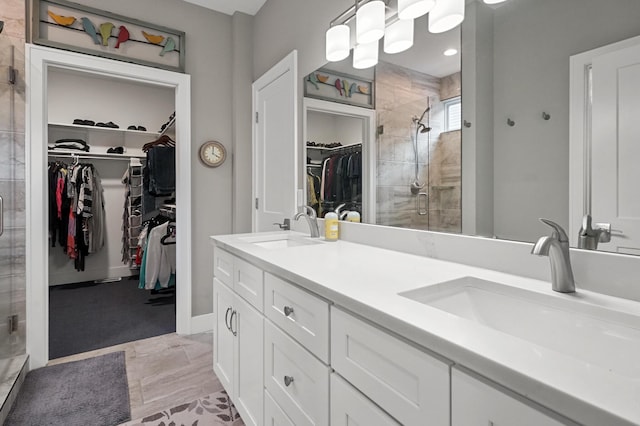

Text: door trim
xmin=251 ymin=50 xmax=298 ymax=232
xmin=569 ymin=34 xmax=640 ymax=247
xmin=25 ymin=44 xmax=193 ymax=369
xmin=302 ymin=97 xmax=377 ymax=223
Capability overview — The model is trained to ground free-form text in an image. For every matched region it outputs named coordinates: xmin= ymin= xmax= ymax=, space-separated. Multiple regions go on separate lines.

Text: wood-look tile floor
xmin=47 ymin=332 xmax=222 ymax=421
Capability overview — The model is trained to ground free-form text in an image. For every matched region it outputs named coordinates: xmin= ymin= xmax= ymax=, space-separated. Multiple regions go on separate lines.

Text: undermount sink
xmin=239 ymin=233 xmax=322 ymax=249
xmin=399 ymin=276 xmax=640 ymax=378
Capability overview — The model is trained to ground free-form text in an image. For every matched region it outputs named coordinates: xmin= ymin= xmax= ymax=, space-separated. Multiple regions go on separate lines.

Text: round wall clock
xmin=199 ymin=140 xmax=226 ymax=167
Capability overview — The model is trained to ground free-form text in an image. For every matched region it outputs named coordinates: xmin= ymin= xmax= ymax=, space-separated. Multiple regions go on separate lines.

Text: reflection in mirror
xmin=304 ymin=0 xmax=640 ymax=255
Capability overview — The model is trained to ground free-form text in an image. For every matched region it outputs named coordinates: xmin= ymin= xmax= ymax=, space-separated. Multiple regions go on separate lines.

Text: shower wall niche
xmin=375 ymin=61 xmax=461 ymax=233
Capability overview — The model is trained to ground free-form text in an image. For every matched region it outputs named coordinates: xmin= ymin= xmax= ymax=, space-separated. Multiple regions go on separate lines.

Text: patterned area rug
xmin=121 ymin=390 xmax=244 ymax=426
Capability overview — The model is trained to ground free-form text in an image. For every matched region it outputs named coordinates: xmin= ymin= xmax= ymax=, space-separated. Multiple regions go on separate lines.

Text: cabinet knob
xmin=283 ymin=306 xmax=294 ymax=317
xmin=284 ymin=375 xmax=294 ymax=387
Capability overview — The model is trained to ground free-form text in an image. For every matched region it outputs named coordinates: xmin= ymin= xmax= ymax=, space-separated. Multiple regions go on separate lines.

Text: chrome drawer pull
xmin=283 ymin=306 xmax=294 ymax=317
xmin=284 ymin=375 xmax=294 ymax=387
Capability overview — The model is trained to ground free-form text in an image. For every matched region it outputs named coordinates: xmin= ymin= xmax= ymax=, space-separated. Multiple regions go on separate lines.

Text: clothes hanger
xmin=142 ymin=134 xmax=176 ymax=152
xmin=160 ymin=221 xmax=176 ymax=245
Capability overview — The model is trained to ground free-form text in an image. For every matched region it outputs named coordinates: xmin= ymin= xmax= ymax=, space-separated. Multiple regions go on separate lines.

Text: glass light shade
xmin=384 ymin=19 xmax=414 ymax=54
xmin=428 ymin=0 xmax=465 ymax=34
xmin=483 ymin=0 xmax=507 ymax=3
xmin=356 ymin=0 xmax=385 ymax=44
xmin=353 ymin=41 xmax=379 ymax=69
xmin=398 ymin=0 xmax=436 ymax=20
xmin=325 ymin=24 xmax=351 ymax=62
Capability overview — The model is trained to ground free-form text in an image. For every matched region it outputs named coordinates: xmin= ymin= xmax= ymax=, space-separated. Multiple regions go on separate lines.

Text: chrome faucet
xmin=577 ymin=214 xmax=611 ymax=250
xmin=531 ymin=218 xmax=576 ymax=293
xmin=294 ymin=206 xmax=320 ymax=238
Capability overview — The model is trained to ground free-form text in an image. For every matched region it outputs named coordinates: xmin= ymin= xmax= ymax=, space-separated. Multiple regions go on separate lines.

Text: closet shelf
xmin=47 ymin=148 xmax=146 ymax=160
xmin=49 ymin=122 xmax=161 ymax=137
xmin=159 ymin=116 xmax=176 ymax=137
xmin=306 ymin=142 xmax=362 ymax=152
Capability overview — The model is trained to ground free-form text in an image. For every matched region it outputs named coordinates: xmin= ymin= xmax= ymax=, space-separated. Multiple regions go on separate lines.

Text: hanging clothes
xmin=138 ymin=219 xmax=176 ymax=290
xmin=48 ymin=161 xmax=106 ymax=271
xmin=318 ymin=146 xmax=362 ymax=216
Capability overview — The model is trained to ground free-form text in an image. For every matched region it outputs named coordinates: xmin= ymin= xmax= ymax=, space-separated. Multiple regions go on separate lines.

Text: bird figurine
xmin=47 ymin=11 xmax=76 ymax=27
xmin=307 ymin=73 xmax=319 ymax=90
xmin=317 ymin=74 xmax=329 ymax=83
xmin=81 ymin=17 xmax=100 ymax=45
xmin=349 ymin=81 xmax=357 ymax=97
xmin=115 ymin=25 xmax=129 ymax=48
xmin=358 ymin=85 xmax=369 ymax=95
xmin=99 ymin=22 xmax=114 ymax=46
xmin=142 ymin=30 xmax=165 ymax=45
xmin=160 ymin=36 xmax=176 ymax=56
xmin=342 ymin=80 xmax=350 ymax=97
xmin=334 ymin=78 xmax=343 ymax=96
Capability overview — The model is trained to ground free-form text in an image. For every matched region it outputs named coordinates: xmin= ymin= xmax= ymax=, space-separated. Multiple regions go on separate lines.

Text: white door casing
xmin=570 ymin=35 xmax=640 ymax=254
xmin=252 ymin=51 xmax=298 ymax=232
xmin=302 ymin=97 xmax=376 ymax=223
xmin=26 ymin=44 xmax=192 ymax=369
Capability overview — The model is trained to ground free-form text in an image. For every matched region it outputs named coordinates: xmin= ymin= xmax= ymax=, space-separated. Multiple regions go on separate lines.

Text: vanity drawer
xmin=331 ymin=307 xmax=451 ymax=426
xmin=234 ymin=257 xmax=264 ymax=312
xmin=330 ymin=373 xmax=400 ymax=426
xmin=213 ymin=248 xmax=234 ymax=287
xmin=264 ymin=273 xmax=330 ymax=363
xmin=264 ymin=320 xmax=330 ymax=426
xmin=264 ymin=390 xmax=295 ymax=426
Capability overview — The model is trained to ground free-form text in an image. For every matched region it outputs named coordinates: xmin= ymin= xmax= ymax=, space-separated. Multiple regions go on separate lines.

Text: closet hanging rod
xmin=48 ymin=152 xmax=145 ymax=161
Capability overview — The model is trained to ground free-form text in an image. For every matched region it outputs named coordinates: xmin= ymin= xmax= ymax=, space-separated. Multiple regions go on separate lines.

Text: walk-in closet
xmin=46 ymin=66 xmax=178 ymax=359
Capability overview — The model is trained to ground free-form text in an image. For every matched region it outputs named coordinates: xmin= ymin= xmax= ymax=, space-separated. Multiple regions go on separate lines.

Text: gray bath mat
xmin=5 ymin=351 xmax=131 ymax=426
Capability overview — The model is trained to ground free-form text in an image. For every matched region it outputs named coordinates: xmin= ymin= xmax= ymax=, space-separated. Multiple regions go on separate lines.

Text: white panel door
xmin=234 ymin=294 xmax=264 ymax=426
xmin=213 ymin=278 xmax=235 ymax=396
xmin=252 ymin=51 xmax=298 ymax=232
xmin=592 ymin=41 xmax=640 ymax=255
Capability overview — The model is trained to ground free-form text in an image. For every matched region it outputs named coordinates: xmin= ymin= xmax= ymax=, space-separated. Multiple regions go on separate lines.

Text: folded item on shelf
xmin=48 ymin=138 xmax=90 ymax=152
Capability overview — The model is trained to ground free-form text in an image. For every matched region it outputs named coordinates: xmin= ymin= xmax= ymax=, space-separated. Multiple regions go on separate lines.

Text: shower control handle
xmin=417 ymin=192 xmax=428 ymax=216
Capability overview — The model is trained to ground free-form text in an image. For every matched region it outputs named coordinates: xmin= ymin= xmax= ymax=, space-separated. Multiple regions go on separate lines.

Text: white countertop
xmin=211 ymin=231 xmax=640 ymax=426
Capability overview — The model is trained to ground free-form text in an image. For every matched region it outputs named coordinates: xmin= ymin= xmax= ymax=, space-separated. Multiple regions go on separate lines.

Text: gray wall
xmin=73 ymin=0 xmax=252 ymax=316
xmin=491 ymin=0 xmax=640 ymax=241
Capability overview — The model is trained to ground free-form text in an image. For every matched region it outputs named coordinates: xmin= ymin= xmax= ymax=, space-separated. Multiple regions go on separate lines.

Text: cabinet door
xmin=331 ymin=307 xmax=450 ymax=426
xmin=213 ymin=278 xmax=235 ymax=396
xmin=265 ymin=390 xmax=295 ymax=426
xmin=234 ymin=294 xmax=264 ymax=426
xmin=330 ymin=373 xmax=400 ymax=426
xmin=452 ymin=368 xmax=568 ymax=426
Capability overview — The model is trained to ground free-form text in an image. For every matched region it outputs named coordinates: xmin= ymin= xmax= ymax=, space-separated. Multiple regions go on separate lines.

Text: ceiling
xmin=182 ymin=0 xmax=267 ymax=16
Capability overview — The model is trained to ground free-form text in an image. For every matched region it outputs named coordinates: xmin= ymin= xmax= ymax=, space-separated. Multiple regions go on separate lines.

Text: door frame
xmin=569 ymin=34 xmax=640 ymax=247
xmin=302 ymin=97 xmax=377 ymax=221
xmin=251 ymin=51 xmax=298 ymax=232
xmin=25 ymin=44 xmax=192 ymax=369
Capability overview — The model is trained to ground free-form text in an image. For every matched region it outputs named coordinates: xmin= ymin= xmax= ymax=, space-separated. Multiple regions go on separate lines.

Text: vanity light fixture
xmin=384 ymin=18 xmax=414 ymax=54
xmin=356 ymin=0 xmax=386 ymax=44
xmin=326 ymin=24 xmax=351 ymax=62
xmin=429 ymin=0 xmax=465 ymax=33
xmin=398 ymin=0 xmax=435 ymax=20
xmin=443 ymin=48 xmax=458 ymax=56
xmin=353 ymin=40 xmax=379 ymax=69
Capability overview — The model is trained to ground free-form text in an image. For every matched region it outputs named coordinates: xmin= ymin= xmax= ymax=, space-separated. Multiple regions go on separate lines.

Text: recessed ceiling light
xmin=443 ymin=48 xmax=458 ymax=56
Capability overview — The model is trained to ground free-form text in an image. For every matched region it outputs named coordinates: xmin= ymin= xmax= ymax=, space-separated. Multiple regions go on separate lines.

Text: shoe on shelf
xmin=137 ymin=126 xmax=146 ymax=131
xmin=127 ymin=125 xmax=137 ymax=130
xmin=73 ymin=119 xmax=95 ymax=126
xmin=107 ymin=146 xmax=124 ymax=154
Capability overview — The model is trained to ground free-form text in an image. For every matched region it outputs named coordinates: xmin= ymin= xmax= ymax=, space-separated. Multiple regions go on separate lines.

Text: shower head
xmin=418 ymin=124 xmax=431 ymax=133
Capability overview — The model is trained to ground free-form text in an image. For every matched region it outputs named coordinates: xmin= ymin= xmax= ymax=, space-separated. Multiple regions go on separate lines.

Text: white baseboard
xmin=49 ymin=265 xmax=135 ymax=286
xmin=190 ymin=313 xmax=214 ymax=334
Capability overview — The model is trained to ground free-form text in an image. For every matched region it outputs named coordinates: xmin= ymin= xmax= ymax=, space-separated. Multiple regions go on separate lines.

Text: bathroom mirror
xmin=303 ymin=0 xmax=640 ymax=255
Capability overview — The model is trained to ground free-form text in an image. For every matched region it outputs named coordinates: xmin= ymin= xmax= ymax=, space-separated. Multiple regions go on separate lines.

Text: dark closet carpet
xmin=49 ymin=277 xmax=175 ymax=359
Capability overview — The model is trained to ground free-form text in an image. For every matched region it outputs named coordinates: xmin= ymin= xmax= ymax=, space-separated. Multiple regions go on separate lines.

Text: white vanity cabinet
xmin=331 ymin=307 xmax=451 ymax=426
xmin=451 ymin=368 xmax=570 ymax=426
xmin=330 ymin=373 xmax=400 ymax=426
xmin=213 ymin=250 xmax=265 ymax=426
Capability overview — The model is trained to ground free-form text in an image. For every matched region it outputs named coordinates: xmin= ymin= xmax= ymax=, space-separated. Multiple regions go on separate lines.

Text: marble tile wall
xmin=375 ymin=62 xmax=461 ymax=232
xmin=0 ymin=0 xmax=27 ymax=360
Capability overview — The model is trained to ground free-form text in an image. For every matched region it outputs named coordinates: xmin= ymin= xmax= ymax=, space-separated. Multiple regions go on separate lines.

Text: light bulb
xmin=325 ymin=24 xmax=351 ymax=62
xmin=384 ymin=19 xmax=414 ymax=54
xmin=398 ymin=0 xmax=435 ymax=20
xmin=443 ymin=48 xmax=458 ymax=56
xmin=353 ymin=41 xmax=378 ymax=69
xmin=428 ymin=0 xmax=465 ymax=34
xmin=356 ymin=0 xmax=385 ymax=44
